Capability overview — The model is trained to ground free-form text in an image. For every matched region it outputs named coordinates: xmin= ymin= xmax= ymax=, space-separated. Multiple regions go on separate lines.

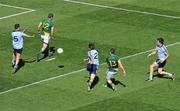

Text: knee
xmin=150 ymin=65 xmax=154 ymax=69
xmin=158 ymin=70 xmax=163 ymax=74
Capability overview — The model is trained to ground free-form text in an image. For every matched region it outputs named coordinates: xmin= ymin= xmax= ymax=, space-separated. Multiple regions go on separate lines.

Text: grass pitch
xmin=0 ymin=0 xmax=180 ymax=111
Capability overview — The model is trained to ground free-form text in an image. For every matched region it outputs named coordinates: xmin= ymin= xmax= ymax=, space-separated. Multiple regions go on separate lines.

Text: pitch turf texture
xmin=0 ymin=0 xmax=180 ymax=111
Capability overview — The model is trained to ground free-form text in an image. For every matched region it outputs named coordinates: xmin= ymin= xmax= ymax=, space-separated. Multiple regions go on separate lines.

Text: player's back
xmin=42 ymin=18 xmax=54 ymax=33
xmin=88 ymin=49 xmax=99 ymax=65
xmin=12 ymin=31 xmax=26 ymax=49
xmin=106 ymin=54 xmax=120 ymax=71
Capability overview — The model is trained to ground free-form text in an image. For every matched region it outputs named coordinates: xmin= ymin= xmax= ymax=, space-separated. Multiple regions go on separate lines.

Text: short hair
xmin=157 ymin=37 xmax=164 ymax=44
xmin=48 ymin=13 xmax=54 ymax=18
xmin=88 ymin=43 xmax=95 ymax=50
xmin=110 ymin=48 xmax=116 ymax=54
xmin=14 ymin=24 xmax=20 ymax=30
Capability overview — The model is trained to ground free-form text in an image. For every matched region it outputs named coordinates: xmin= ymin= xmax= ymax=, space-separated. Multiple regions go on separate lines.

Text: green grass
xmin=0 ymin=0 xmax=180 ymax=111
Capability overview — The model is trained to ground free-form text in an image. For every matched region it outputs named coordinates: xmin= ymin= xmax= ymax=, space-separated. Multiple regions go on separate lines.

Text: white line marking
xmin=0 ymin=3 xmax=35 ymax=11
xmin=0 ymin=41 xmax=180 ymax=95
xmin=64 ymin=0 xmax=180 ymax=20
xmin=45 ymin=57 xmax=56 ymax=61
xmin=0 ymin=3 xmax=35 ymax=20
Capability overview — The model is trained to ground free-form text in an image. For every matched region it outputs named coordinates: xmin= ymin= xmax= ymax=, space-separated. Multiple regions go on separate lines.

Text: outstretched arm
xmin=147 ymin=49 xmax=157 ymax=58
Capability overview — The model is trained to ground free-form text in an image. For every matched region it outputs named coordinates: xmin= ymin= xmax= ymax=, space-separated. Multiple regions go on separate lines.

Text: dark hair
xmin=157 ymin=37 xmax=164 ymax=44
xmin=110 ymin=48 xmax=116 ymax=54
xmin=88 ymin=43 xmax=95 ymax=50
xmin=14 ymin=24 xmax=20 ymax=30
xmin=48 ymin=13 xmax=54 ymax=18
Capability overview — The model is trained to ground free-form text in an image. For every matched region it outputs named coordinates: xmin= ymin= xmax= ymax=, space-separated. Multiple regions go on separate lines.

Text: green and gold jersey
xmin=41 ymin=18 xmax=54 ymax=37
xmin=106 ymin=54 xmax=120 ymax=72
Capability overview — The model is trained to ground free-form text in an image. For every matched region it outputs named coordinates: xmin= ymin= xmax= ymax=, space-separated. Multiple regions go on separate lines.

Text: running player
xmin=105 ymin=48 xmax=126 ymax=91
xmin=36 ymin=13 xmax=54 ymax=61
xmin=84 ymin=43 xmax=99 ymax=92
xmin=12 ymin=24 xmax=34 ymax=73
xmin=147 ymin=38 xmax=175 ymax=81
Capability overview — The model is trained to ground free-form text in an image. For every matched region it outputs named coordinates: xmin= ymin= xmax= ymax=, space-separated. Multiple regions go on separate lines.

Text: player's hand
xmin=147 ymin=54 xmax=151 ymax=58
xmin=123 ymin=70 xmax=126 ymax=76
xmin=83 ymin=59 xmax=88 ymax=62
xmin=31 ymin=35 xmax=35 ymax=38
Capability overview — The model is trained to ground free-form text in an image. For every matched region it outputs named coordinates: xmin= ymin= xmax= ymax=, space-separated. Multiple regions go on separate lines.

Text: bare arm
xmin=147 ymin=49 xmax=157 ymax=58
xmin=51 ymin=26 xmax=54 ymax=37
xmin=25 ymin=34 xmax=34 ymax=38
xmin=38 ymin=22 xmax=42 ymax=35
xmin=118 ymin=60 xmax=126 ymax=76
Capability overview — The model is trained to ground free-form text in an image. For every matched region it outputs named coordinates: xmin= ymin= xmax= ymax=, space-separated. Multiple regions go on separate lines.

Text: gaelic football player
xmin=147 ymin=38 xmax=175 ymax=81
xmin=12 ymin=24 xmax=34 ymax=73
xmin=105 ymin=48 xmax=126 ymax=91
xmin=84 ymin=43 xmax=99 ymax=92
xmin=36 ymin=13 xmax=54 ymax=61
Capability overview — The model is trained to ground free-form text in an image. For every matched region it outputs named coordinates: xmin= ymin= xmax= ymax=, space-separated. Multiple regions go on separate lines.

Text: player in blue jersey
xmin=12 ymin=24 xmax=34 ymax=74
xmin=147 ymin=38 xmax=175 ymax=81
xmin=84 ymin=43 xmax=99 ymax=91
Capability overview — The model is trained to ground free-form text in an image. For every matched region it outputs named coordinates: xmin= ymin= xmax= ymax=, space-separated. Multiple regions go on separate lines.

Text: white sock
xmin=149 ymin=74 xmax=153 ymax=80
xmin=164 ymin=72 xmax=173 ymax=77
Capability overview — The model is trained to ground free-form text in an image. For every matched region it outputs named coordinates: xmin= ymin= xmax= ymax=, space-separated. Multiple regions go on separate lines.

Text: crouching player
xmin=84 ymin=43 xmax=99 ymax=92
xmin=12 ymin=24 xmax=34 ymax=73
xmin=105 ymin=48 xmax=126 ymax=91
xmin=147 ymin=38 xmax=175 ymax=81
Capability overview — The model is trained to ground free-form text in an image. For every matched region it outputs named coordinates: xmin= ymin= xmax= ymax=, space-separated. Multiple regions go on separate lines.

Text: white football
xmin=57 ymin=48 xmax=63 ymax=54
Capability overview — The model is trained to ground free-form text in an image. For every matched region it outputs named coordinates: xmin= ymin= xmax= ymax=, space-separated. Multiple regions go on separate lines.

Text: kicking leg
xmin=158 ymin=68 xmax=175 ymax=80
xmin=37 ymin=43 xmax=48 ymax=62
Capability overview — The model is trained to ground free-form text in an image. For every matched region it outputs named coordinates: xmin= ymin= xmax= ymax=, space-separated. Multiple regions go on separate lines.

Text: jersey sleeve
xmin=21 ymin=32 xmax=27 ymax=37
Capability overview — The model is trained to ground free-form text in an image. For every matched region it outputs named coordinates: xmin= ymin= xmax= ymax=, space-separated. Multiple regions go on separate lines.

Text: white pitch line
xmin=0 ymin=10 xmax=35 ymax=20
xmin=45 ymin=57 xmax=56 ymax=61
xmin=0 ymin=3 xmax=35 ymax=20
xmin=0 ymin=3 xmax=35 ymax=11
xmin=64 ymin=0 xmax=180 ymax=20
xmin=0 ymin=41 xmax=180 ymax=95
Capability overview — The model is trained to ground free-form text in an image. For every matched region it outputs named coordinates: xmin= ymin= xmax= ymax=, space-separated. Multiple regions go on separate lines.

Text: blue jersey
xmin=156 ymin=45 xmax=168 ymax=61
xmin=12 ymin=31 xmax=27 ymax=49
xmin=88 ymin=49 xmax=99 ymax=65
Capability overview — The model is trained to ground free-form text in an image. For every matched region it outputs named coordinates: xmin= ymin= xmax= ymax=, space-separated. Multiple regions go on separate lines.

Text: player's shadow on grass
xmin=38 ymin=47 xmax=56 ymax=62
xmin=111 ymin=78 xmax=126 ymax=87
xmin=12 ymin=59 xmax=25 ymax=73
xmin=147 ymin=69 xmax=172 ymax=80
xmin=105 ymin=78 xmax=126 ymax=91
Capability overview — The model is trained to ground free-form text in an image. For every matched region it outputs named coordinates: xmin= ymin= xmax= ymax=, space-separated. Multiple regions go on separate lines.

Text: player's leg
xmin=87 ymin=74 xmax=95 ymax=91
xmin=12 ymin=49 xmax=21 ymax=73
xmin=12 ymin=50 xmax=16 ymax=66
xmin=87 ymin=64 xmax=97 ymax=91
xmin=106 ymin=71 xmax=116 ymax=91
xmin=158 ymin=68 xmax=175 ymax=80
xmin=148 ymin=61 xmax=158 ymax=81
xmin=36 ymin=36 xmax=49 ymax=61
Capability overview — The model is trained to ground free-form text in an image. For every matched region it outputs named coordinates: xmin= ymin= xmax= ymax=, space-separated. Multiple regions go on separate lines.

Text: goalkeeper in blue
xmin=105 ymin=48 xmax=126 ymax=91
xmin=147 ymin=38 xmax=175 ymax=81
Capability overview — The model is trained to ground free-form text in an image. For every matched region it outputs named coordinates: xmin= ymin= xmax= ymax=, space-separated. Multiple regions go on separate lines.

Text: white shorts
xmin=106 ymin=70 xmax=117 ymax=79
xmin=41 ymin=35 xmax=50 ymax=44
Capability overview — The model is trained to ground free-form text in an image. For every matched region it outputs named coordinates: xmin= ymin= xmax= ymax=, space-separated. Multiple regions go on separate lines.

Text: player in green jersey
xmin=105 ymin=48 xmax=126 ymax=91
xmin=36 ymin=13 xmax=54 ymax=62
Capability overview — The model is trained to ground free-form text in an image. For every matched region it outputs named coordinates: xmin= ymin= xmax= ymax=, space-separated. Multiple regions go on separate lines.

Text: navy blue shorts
xmin=87 ymin=64 xmax=98 ymax=75
xmin=156 ymin=59 xmax=166 ymax=68
xmin=13 ymin=48 xmax=23 ymax=54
